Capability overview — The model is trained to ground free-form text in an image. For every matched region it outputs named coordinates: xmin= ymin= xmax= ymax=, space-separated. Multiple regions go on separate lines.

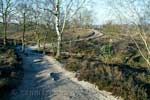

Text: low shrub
xmin=61 ymin=37 xmax=150 ymax=100
xmin=65 ymin=57 xmax=81 ymax=71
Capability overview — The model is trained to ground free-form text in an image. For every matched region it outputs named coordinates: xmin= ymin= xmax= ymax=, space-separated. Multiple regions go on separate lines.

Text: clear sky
xmin=11 ymin=0 xmax=121 ymax=25
xmin=90 ymin=0 xmax=147 ymax=25
xmin=10 ymin=0 xmax=146 ymax=25
xmin=90 ymin=0 xmax=116 ymax=25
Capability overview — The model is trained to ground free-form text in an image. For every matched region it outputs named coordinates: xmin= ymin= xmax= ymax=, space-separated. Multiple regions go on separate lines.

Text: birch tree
xmin=16 ymin=0 xmax=32 ymax=52
xmin=0 ymin=0 xmax=14 ymax=45
xmin=109 ymin=0 xmax=150 ymax=67
xmin=39 ymin=0 xmax=87 ymax=57
xmin=31 ymin=0 xmax=42 ymax=51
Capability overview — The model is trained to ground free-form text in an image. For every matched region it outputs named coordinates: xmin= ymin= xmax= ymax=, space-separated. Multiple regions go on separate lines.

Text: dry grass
xmin=63 ymin=28 xmax=92 ymax=40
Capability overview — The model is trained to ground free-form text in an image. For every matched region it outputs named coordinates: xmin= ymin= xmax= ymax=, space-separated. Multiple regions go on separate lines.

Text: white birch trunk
xmin=55 ymin=0 xmax=61 ymax=57
xmin=55 ymin=16 xmax=61 ymax=57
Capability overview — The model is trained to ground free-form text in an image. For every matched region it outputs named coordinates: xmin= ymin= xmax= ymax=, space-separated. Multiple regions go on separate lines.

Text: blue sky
xmin=90 ymin=0 xmax=148 ymax=25
xmin=11 ymin=0 xmax=116 ymax=25
xmin=90 ymin=0 xmax=116 ymax=25
xmin=10 ymin=0 xmax=146 ymax=25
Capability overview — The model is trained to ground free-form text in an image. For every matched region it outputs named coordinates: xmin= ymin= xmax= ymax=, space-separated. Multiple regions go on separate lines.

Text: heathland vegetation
xmin=0 ymin=0 xmax=150 ymax=100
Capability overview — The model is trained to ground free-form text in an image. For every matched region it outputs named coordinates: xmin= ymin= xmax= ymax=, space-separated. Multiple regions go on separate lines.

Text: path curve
xmin=39 ymin=29 xmax=103 ymax=49
xmin=66 ymin=29 xmax=103 ymax=42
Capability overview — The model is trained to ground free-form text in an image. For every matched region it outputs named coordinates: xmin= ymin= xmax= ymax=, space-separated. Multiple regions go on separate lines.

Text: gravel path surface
xmin=10 ymin=46 xmax=122 ymax=100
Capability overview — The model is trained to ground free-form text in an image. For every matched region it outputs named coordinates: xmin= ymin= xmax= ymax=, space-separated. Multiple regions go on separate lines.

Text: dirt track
xmin=10 ymin=46 xmax=122 ymax=100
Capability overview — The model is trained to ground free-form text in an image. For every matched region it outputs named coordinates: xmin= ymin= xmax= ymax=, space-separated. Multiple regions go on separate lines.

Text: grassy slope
xmin=63 ymin=28 xmax=92 ymax=40
xmin=58 ymin=32 xmax=150 ymax=100
xmin=2 ymin=28 xmax=91 ymax=43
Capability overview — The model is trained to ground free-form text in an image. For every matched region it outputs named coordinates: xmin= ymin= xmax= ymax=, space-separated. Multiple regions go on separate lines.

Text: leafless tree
xmin=70 ymin=9 xmax=93 ymax=29
xmin=109 ymin=0 xmax=150 ymax=67
xmin=16 ymin=0 xmax=32 ymax=52
xmin=38 ymin=0 xmax=87 ymax=57
xmin=31 ymin=0 xmax=42 ymax=51
xmin=0 ymin=0 xmax=15 ymax=45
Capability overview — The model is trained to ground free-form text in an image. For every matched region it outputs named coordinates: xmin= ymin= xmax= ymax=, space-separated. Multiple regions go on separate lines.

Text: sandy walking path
xmin=10 ymin=46 xmax=122 ymax=100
